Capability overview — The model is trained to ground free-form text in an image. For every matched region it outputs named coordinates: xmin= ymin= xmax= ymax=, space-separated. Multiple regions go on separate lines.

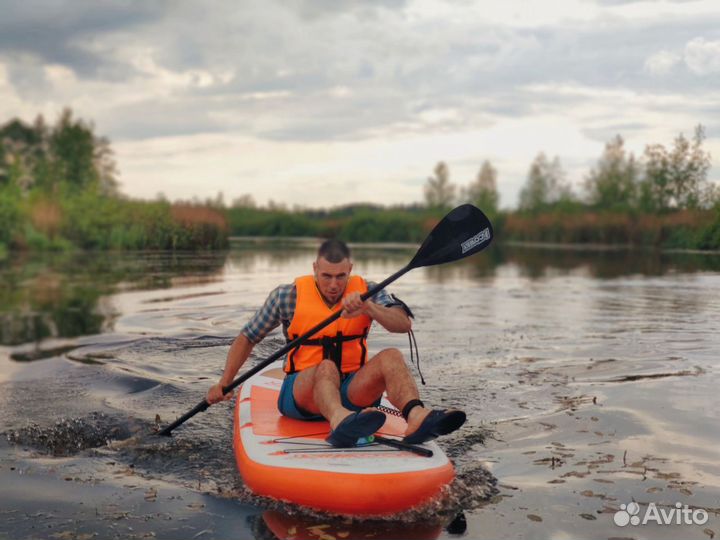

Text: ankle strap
xmin=402 ymin=399 xmax=424 ymax=420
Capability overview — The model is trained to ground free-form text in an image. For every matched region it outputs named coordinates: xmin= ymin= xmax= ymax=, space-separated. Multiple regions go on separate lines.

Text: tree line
xmin=227 ymin=125 xmax=718 ymax=248
xmin=422 ymin=126 xmax=716 ymax=215
xmin=0 ymin=110 xmax=228 ymax=253
xmin=2 ymin=110 xmax=718 ymax=252
xmin=417 ymin=126 xmax=718 ymax=249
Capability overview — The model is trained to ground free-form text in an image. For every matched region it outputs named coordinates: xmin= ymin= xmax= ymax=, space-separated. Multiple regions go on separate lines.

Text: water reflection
xmin=423 ymin=243 xmax=720 ymax=282
xmin=0 ymin=251 xmax=227 ymax=346
xmin=229 ymin=237 xmax=415 ymax=268
xmin=500 ymin=243 xmax=720 ymax=278
xmin=232 ymin=239 xmax=720 ymax=283
xmin=3 ymin=242 xmax=719 ymax=347
xmin=2 ymin=240 xmax=718 ymax=539
xmin=251 ymin=510 xmax=444 ymax=540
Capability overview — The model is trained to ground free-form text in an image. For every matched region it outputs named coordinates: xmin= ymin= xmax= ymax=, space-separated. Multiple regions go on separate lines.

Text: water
xmin=1 ymin=241 xmax=719 ymax=539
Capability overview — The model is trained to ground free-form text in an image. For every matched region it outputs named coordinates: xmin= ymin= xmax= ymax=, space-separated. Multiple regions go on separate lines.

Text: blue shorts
xmin=277 ymin=371 xmax=381 ymax=420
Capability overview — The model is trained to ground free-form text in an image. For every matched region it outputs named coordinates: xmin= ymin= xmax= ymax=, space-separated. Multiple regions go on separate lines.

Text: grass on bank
xmin=2 ymin=189 xmax=229 ymax=252
xmin=1 ymin=110 xmax=229 ymax=252
xmin=502 ymin=207 xmax=720 ymax=250
xmin=226 ymin=204 xmax=442 ymax=243
xmin=226 ymin=203 xmax=720 ymax=250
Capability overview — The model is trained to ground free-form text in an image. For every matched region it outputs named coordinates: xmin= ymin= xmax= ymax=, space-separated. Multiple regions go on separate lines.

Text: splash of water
xmin=5 ymin=412 xmax=139 ymax=456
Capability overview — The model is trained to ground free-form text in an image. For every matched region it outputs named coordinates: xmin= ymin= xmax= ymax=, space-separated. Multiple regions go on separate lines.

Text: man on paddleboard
xmin=207 ymin=239 xmax=466 ymax=447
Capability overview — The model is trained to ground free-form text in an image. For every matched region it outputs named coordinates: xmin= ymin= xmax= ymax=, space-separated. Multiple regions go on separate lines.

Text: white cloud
xmin=0 ymin=60 xmax=53 ymax=121
xmin=0 ymin=63 xmax=21 ymax=119
xmin=644 ymin=37 xmax=720 ymax=77
xmin=644 ymin=50 xmax=682 ymax=75
xmin=684 ymin=37 xmax=720 ymax=75
xmin=417 ymin=108 xmax=461 ymax=125
xmin=2 ymin=0 xmax=720 ymax=208
xmin=328 ymin=86 xmax=353 ymax=99
xmin=405 ymin=0 xmax=602 ymax=27
xmin=643 ymin=37 xmax=720 ymax=78
xmin=113 ymin=113 xmax=609 ymax=209
xmin=601 ymin=0 xmax=720 ymax=19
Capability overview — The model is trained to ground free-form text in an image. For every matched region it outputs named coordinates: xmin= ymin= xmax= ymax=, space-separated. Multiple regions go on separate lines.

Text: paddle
xmin=159 ymin=204 xmax=493 ymax=438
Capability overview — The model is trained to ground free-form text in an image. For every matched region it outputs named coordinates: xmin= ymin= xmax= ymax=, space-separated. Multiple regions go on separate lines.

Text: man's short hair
xmin=317 ymin=239 xmax=351 ymax=263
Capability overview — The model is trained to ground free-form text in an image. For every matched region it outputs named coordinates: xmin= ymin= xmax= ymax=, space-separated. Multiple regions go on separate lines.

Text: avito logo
xmin=614 ymin=502 xmax=709 ymax=527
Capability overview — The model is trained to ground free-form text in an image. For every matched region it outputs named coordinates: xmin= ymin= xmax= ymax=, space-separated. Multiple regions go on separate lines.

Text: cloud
xmin=0 ymin=2 xmax=167 ymax=77
xmin=644 ymin=50 xmax=682 ymax=75
xmin=1 ymin=0 xmax=719 ymax=208
xmin=643 ymin=36 xmax=720 ymax=79
xmin=597 ymin=0 xmax=700 ymax=4
xmin=684 ymin=37 xmax=720 ymax=74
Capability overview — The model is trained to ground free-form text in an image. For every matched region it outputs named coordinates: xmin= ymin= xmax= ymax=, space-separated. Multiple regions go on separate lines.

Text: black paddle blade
xmin=409 ymin=204 xmax=493 ymax=268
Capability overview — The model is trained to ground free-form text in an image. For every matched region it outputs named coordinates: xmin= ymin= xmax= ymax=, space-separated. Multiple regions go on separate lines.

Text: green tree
xmin=232 ymin=193 xmax=257 ymax=208
xmin=0 ymin=118 xmax=44 ymax=191
xmin=31 ymin=115 xmax=54 ymax=192
xmin=702 ymin=182 xmax=720 ymax=208
xmin=0 ymin=187 xmax=22 ymax=246
xmin=49 ymin=108 xmax=117 ymax=194
xmin=50 ymin=109 xmax=97 ymax=191
xmin=585 ymin=135 xmax=639 ymax=211
xmin=463 ymin=160 xmax=500 ymax=216
xmin=639 ymin=125 xmax=712 ymax=212
xmin=94 ymin=134 xmax=119 ymax=196
xmin=424 ymin=161 xmax=456 ymax=209
xmin=518 ymin=153 xmax=571 ymax=212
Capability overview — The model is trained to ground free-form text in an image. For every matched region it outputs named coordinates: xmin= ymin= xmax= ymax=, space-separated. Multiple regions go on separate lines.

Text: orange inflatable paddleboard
xmin=233 ymin=362 xmax=455 ymax=516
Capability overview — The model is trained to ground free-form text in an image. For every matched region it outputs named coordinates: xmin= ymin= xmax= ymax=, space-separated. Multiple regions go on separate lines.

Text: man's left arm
xmin=364 ymin=301 xmax=412 ymax=333
xmin=341 ymin=288 xmax=412 ymax=333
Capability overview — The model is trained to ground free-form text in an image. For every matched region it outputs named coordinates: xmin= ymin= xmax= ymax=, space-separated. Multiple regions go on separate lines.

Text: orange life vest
xmin=285 ymin=275 xmax=372 ymax=374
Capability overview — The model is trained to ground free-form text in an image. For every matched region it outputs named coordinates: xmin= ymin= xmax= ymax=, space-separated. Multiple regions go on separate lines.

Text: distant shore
xmin=225 ymin=205 xmax=720 ymax=251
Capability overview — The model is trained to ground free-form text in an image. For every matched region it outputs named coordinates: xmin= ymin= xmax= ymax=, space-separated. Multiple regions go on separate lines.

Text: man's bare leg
xmin=291 ymin=360 xmax=358 ymax=430
xmin=346 ymin=348 xmax=434 ymax=437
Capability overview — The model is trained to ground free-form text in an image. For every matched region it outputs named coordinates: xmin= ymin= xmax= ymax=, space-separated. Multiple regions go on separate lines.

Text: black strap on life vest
xmin=407 ymin=328 xmax=425 ymax=386
xmin=286 ymin=329 xmax=368 ymax=374
xmin=389 ymin=294 xmax=425 ymax=386
xmin=390 ymin=294 xmax=414 ymax=319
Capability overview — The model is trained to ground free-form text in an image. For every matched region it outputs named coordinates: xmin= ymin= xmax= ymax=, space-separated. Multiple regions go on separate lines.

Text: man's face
xmin=313 ymin=256 xmax=352 ymax=305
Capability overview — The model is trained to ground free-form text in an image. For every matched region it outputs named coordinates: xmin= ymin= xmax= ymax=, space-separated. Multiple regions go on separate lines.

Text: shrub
xmin=60 ymin=193 xmax=228 ymax=250
xmin=0 ymin=188 xmax=22 ymax=246
xmin=170 ymin=204 xmax=229 ymax=250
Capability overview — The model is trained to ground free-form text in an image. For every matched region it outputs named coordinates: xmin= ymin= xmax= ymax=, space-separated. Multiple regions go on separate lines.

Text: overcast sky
xmin=1 ymin=0 xmax=719 ymax=209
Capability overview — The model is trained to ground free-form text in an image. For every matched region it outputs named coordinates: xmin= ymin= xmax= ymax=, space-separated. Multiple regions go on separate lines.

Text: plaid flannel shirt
xmin=241 ymin=281 xmax=398 ymax=344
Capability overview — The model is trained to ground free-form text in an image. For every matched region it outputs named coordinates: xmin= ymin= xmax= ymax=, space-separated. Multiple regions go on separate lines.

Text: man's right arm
xmin=207 ymin=334 xmax=254 ymax=404
xmin=206 ymin=284 xmax=289 ymax=404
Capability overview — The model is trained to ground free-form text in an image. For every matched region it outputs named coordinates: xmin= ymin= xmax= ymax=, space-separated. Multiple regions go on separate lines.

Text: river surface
xmin=1 ymin=240 xmax=719 ymax=540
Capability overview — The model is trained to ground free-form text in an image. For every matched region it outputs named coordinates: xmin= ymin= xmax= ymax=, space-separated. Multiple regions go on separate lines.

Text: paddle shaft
xmin=374 ymin=435 xmax=433 ymax=457
xmin=159 ymin=264 xmax=412 ymax=436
